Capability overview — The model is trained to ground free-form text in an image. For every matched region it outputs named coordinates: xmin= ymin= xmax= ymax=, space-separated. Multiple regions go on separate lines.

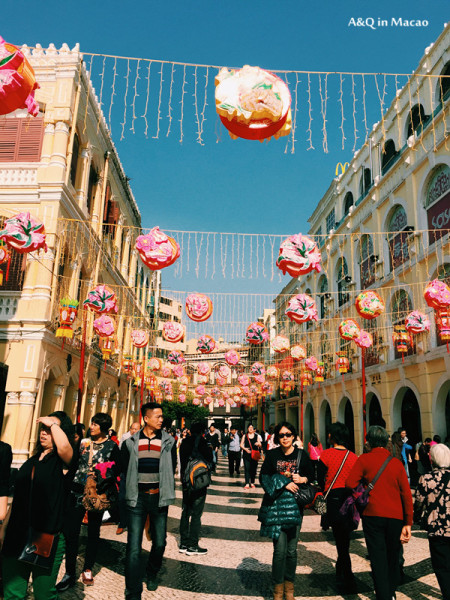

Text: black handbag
xmin=293 ymin=449 xmax=318 ymax=508
xmin=18 ymin=465 xmax=59 ymax=570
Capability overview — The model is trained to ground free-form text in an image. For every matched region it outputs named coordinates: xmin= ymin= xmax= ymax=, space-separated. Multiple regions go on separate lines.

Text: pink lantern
xmin=148 ymin=358 xmax=162 ymax=371
xmin=251 ymin=362 xmax=266 ymax=376
xmin=185 ymin=293 xmax=213 ymax=322
xmin=84 ymin=285 xmax=118 ymax=314
xmin=0 ymin=212 xmax=47 ymax=254
xmin=179 ymin=394 xmax=186 ymax=403
xmin=135 ymin=227 xmax=180 ymax=271
xmin=266 ymin=366 xmax=279 ymax=379
xmin=354 ymin=330 xmax=373 ymax=348
xmin=291 ymin=345 xmax=307 ymax=361
xmin=218 ymin=364 xmax=231 ymax=379
xmin=285 ymin=294 xmax=318 ymax=324
xmin=355 ymin=291 xmax=385 ymax=319
xmin=197 ymin=362 xmax=211 ymax=376
xmin=162 ymin=321 xmax=184 ymax=343
xmin=238 ymin=374 xmax=250 ymax=386
xmin=167 ymin=351 xmax=185 ymax=365
xmin=246 ymin=322 xmax=269 ymax=345
xmin=405 ymin=311 xmax=431 ymax=334
xmin=272 ymin=335 xmax=290 ymax=353
xmin=172 ymin=365 xmax=185 ymax=378
xmin=131 ymin=329 xmax=149 ymax=348
xmin=195 ymin=385 xmax=206 ymax=396
xmin=93 ymin=314 xmax=115 ymax=337
xmin=424 ymin=279 xmax=450 ymax=310
xmin=0 ymin=37 xmax=40 ymax=117
xmin=305 ymin=356 xmax=318 ymax=372
xmin=197 ymin=335 xmax=216 ymax=354
xmin=224 ymin=350 xmax=240 ymax=365
xmin=339 ymin=319 xmax=361 ymax=341
xmin=276 ymin=233 xmax=322 ymax=277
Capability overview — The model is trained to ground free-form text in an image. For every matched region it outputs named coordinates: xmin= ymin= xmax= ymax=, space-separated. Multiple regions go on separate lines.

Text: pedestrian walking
xmin=205 ymin=424 xmax=220 ymax=471
xmin=2 ymin=412 xmax=73 ymax=600
xmin=414 ymin=443 xmax=450 ymax=600
xmin=116 ymin=423 xmax=141 ymax=536
xmin=56 ymin=412 xmax=121 ymax=591
xmin=228 ymin=426 xmax=241 ymax=476
xmin=307 ymin=433 xmax=323 ymax=482
xmin=241 ymin=424 xmax=262 ymax=489
xmin=179 ymin=421 xmax=213 ymax=555
xmin=317 ymin=422 xmax=358 ymax=594
xmin=221 ymin=427 xmax=230 ymax=458
xmin=346 ymin=425 xmax=413 ymax=600
xmin=122 ymin=402 xmax=176 ymax=598
xmin=258 ymin=421 xmax=313 ymax=600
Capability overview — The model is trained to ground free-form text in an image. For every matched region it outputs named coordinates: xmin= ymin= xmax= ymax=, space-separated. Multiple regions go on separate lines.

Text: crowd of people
xmin=0 ymin=406 xmax=449 ymax=600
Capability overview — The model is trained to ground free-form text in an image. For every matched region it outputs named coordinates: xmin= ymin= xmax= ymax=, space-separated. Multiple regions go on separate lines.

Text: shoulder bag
xmin=18 ymin=465 xmax=60 ymax=570
xmin=248 ymin=435 xmax=261 ymax=462
xmin=314 ymin=450 xmax=350 ymax=516
xmin=293 ymin=449 xmax=319 ymax=508
xmin=82 ymin=443 xmax=111 ymax=512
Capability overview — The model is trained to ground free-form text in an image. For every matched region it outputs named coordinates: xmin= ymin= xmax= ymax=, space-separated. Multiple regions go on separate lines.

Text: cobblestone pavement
xmin=57 ymin=456 xmax=442 ymax=600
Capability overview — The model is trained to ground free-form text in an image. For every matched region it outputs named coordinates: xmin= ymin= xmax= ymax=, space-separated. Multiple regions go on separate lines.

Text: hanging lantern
xmin=218 ymin=364 xmax=231 ymax=379
xmin=179 ymin=394 xmax=186 ymax=403
xmin=197 ymin=335 xmax=216 ymax=354
xmin=251 ymin=362 xmax=265 ymax=377
xmin=355 ymin=291 xmax=385 ymax=319
xmin=198 ymin=375 xmax=208 ymax=384
xmin=133 ymin=361 xmax=143 ymax=386
xmin=300 ymin=371 xmax=313 ymax=387
xmin=315 ymin=362 xmax=325 ymax=383
xmin=193 ymin=397 xmax=201 ymax=406
xmin=291 ymin=345 xmax=307 ymax=361
xmin=405 ymin=311 xmax=431 ymax=334
xmin=246 ymin=322 xmax=269 ymax=345
xmin=144 ymin=372 xmax=156 ymax=390
xmin=305 ymin=356 xmax=318 ymax=372
xmin=424 ymin=279 xmax=450 ymax=310
xmin=172 ymin=365 xmax=185 ymax=378
xmin=354 ymin=330 xmax=373 ymax=349
xmin=93 ymin=314 xmax=115 ymax=338
xmin=0 ymin=244 xmax=11 ymax=286
xmin=162 ymin=321 xmax=184 ymax=343
xmin=122 ymin=354 xmax=134 ymax=376
xmin=238 ymin=373 xmax=250 ymax=386
xmin=266 ymin=365 xmax=279 ymax=379
xmin=185 ymin=293 xmax=213 ymax=322
xmin=276 ymin=233 xmax=322 ymax=278
xmin=0 ymin=211 xmax=47 ymax=254
xmin=131 ymin=329 xmax=149 ymax=348
xmin=0 ymin=37 xmax=40 ymax=116
xmin=336 ymin=351 xmax=350 ymax=375
xmin=285 ymin=294 xmax=319 ymax=324
xmin=272 ymin=335 xmax=290 ymax=353
xmin=148 ymin=357 xmax=162 ymax=372
xmin=84 ymin=284 xmax=118 ymax=314
xmin=282 ymin=370 xmax=294 ymax=383
xmin=99 ymin=336 xmax=115 ymax=361
xmin=56 ymin=297 xmax=79 ymax=339
xmin=135 ymin=226 xmax=180 ymax=271
xmin=224 ymin=350 xmax=240 ymax=365
xmin=161 ymin=364 xmax=172 ymax=378
xmin=197 ymin=362 xmax=211 ymax=376
xmin=392 ymin=325 xmax=411 ymax=359
xmin=435 ymin=309 xmax=450 ymax=342
xmin=339 ymin=319 xmax=361 ymax=341
xmin=167 ymin=350 xmax=185 ymax=365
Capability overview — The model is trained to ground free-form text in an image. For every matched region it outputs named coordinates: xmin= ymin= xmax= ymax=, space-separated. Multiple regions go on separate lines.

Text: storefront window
xmin=387 ymin=206 xmax=409 ymax=270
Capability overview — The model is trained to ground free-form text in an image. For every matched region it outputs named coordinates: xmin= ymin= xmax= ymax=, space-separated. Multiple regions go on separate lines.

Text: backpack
xmin=183 ymin=436 xmax=211 ymax=492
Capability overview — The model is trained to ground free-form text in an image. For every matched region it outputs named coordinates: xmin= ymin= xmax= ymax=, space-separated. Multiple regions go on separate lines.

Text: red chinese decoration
xmin=56 ymin=298 xmax=79 ymax=340
xmin=392 ymin=325 xmax=411 ymax=362
xmin=0 ymin=37 xmax=40 ymax=117
xmin=336 ymin=352 xmax=350 ymax=376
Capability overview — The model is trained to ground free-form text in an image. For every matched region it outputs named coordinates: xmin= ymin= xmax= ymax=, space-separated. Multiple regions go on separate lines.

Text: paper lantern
xmin=198 ymin=375 xmax=208 ymax=384
xmin=272 ymin=335 xmax=290 ymax=353
xmin=144 ymin=372 xmax=156 ymax=390
xmin=185 ymin=293 xmax=213 ymax=322
xmin=392 ymin=325 xmax=411 ymax=355
xmin=0 ymin=37 xmax=40 ymax=117
xmin=291 ymin=345 xmax=307 ymax=361
xmin=354 ymin=330 xmax=373 ymax=349
xmin=266 ymin=365 xmax=279 ymax=379
xmin=122 ymin=354 xmax=134 ymax=376
xmin=197 ymin=335 xmax=215 ymax=354
xmin=262 ymin=382 xmax=273 ymax=394
xmin=276 ymin=234 xmax=322 ymax=278
xmin=193 ymin=398 xmax=201 ymax=405
xmin=305 ymin=356 xmax=318 ymax=372
xmin=135 ymin=227 xmax=180 ymax=271
xmin=148 ymin=357 xmax=162 ymax=372
xmin=251 ymin=362 xmax=265 ymax=376
xmin=339 ymin=319 xmax=361 ymax=341
xmin=161 ymin=364 xmax=172 ymax=378
xmin=179 ymin=394 xmax=186 ymax=403
xmin=246 ymin=322 xmax=269 ymax=345
xmin=197 ymin=362 xmax=211 ymax=376
xmin=56 ymin=297 xmax=79 ymax=339
xmin=254 ymin=374 xmax=265 ymax=384
xmin=300 ymin=372 xmax=313 ymax=387
xmin=435 ymin=309 xmax=450 ymax=342
xmin=224 ymin=350 xmax=240 ymax=365
xmin=218 ymin=398 xmax=225 ymax=407
xmin=315 ymin=363 xmax=325 ymax=383
xmin=216 ymin=376 xmax=226 ymax=387
xmin=336 ymin=352 xmax=350 ymax=374
xmin=238 ymin=374 xmax=250 ymax=386
xmin=405 ymin=311 xmax=431 ymax=334
xmin=355 ymin=291 xmax=385 ymax=319
xmin=211 ymin=387 xmax=220 ymax=397
xmin=99 ymin=336 xmax=115 ymax=361
xmin=218 ymin=364 xmax=231 ymax=379
xmin=285 ymin=294 xmax=318 ymax=324
xmin=204 ymin=396 xmax=213 ymax=405
xmin=133 ymin=361 xmax=144 ymax=385
xmin=215 ymin=65 xmax=291 ymax=141
xmin=172 ymin=365 xmax=185 ymax=378
xmin=180 ymin=375 xmax=189 ymax=386
xmin=162 ymin=321 xmax=184 ymax=343
xmin=195 ymin=385 xmax=206 ymax=397
xmin=93 ymin=314 xmax=115 ymax=337
xmin=282 ymin=370 xmax=294 ymax=382
xmin=0 ymin=244 xmax=11 ymax=285
xmin=0 ymin=212 xmax=47 ymax=254
xmin=424 ymin=279 xmax=450 ymax=310
xmin=84 ymin=285 xmax=118 ymax=314
xmin=241 ymin=385 xmax=250 ymax=395
xmin=167 ymin=350 xmax=185 ymax=365
xmin=131 ymin=329 xmax=149 ymax=348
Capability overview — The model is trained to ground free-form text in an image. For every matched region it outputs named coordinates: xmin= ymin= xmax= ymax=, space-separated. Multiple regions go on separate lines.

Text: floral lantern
xmin=148 ymin=357 xmax=162 ymax=372
xmin=405 ymin=311 xmax=431 ymax=335
xmin=0 ymin=244 xmax=11 ymax=286
xmin=241 ymin=385 xmax=250 ymax=395
xmin=0 ymin=211 xmax=47 ymax=254
xmin=211 ymin=386 xmax=220 ymax=397
xmin=193 ymin=397 xmax=201 ymax=406
xmin=238 ymin=373 xmax=250 ymax=386
xmin=135 ymin=227 xmax=180 ymax=271
xmin=216 ymin=376 xmax=226 ymax=386
xmin=195 ymin=385 xmax=206 ymax=396
xmin=93 ymin=314 xmax=115 ymax=338
xmin=172 ymin=365 xmax=185 ymax=378
xmin=392 ymin=325 xmax=411 ymax=360
xmin=262 ymin=382 xmax=273 ymax=394
xmin=282 ymin=370 xmax=294 ymax=383
xmin=218 ymin=398 xmax=225 ymax=407
xmin=131 ymin=329 xmax=149 ymax=348
xmin=197 ymin=362 xmax=211 ymax=376
xmin=204 ymin=396 xmax=213 ymax=405
xmin=167 ymin=350 xmax=185 ymax=365
xmin=198 ymin=375 xmax=208 ymax=384
xmin=246 ymin=322 xmax=269 ymax=345
xmin=84 ymin=284 xmax=118 ymax=314
xmin=251 ymin=362 xmax=265 ymax=377
xmin=300 ymin=371 xmax=313 ymax=387
xmin=162 ymin=321 xmax=184 ymax=343
xmin=276 ymin=233 xmax=322 ymax=278
xmin=161 ymin=364 xmax=172 ymax=378
xmin=144 ymin=372 xmax=156 ymax=390
xmin=336 ymin=351 xmax=350 ymax=375
xmin=285 ymin=294 xmax=318 ymax=324
xmin=315 ymin=362 xmax=325 ymax=383
xmin=355 ymin=291 xmax=385 ymax=319
xmin=218 ymin=364 xmax=231 ymax=379
xmin=197 ymin=335 xmax=216 ymax=354
xmin=180 ymin=375 xmax=189 ymax=386
xmin=435 ymin=309 xmax=450 ymax=344
xmin=215 ymin=65 xmax=291 ymax=141
xmin=354 ymin=330 xmax=373 ymax=349
xmin=185 ymin=293 xmax=213 ymax=322
xmin=0 ymin=37 xmax=40 ymax=116
xmin=56 ymin=297 xmax=79 ymax=339
xmin=179 ymin=393 xmax=186 ymax=403
xmin=266 ymin=365 xmax=279 ymax=379
xmin=122 ymin=354 xmax=134 ymax=377
xmin=224 ymin=350 xmax=240 ymax=366
xmin=272 ymin=335 xmax=290 ymax=353
xmin=339 ymin=319 xmax=361 ymax=341
xmin=291 ymin=345 xmax=307 ymax=361
xmin=424 ymin=279 xmax=450 ymax=310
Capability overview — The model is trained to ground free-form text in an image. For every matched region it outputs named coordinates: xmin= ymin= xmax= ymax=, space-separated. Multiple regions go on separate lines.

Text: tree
xmin=161 ymin=400 xmax=209 ymax=428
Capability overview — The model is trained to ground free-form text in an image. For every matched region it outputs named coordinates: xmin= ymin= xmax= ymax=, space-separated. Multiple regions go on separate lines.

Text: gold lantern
xmin=56 ymin=297 xmax=79 ymax=339
xmin=336 ymin=351 xmax=350 ymax=375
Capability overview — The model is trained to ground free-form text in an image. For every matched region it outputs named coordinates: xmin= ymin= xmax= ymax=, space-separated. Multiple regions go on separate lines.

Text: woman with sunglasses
xmin=1 ymin=411 xmax=73 ymax=600
xmin=258 ymin=422 xmax=314 ymax=600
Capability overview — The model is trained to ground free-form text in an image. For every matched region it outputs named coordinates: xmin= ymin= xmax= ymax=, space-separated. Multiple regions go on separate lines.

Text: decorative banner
xmin=285 ymin=294 xmax=318 ymax=324
xmin=0 ymin=212 xmax=47 ymax=254
xmin=405 ymin=311 xmax=431 ymax=334
xmin=245 ymin=322 xmax=269 ymax=345
xmin=197 ymin=334 xmax=215 ymax=354
xmin=355 ymin=291 xmax=385 ymax=319
xmin=162 ymin=321 xmax=184 ymax=342
xmin=215 ymin=65 xmax=291 ymax=141
xmin=136 ymin=226 xmax=180 ymax=271
xmin=56 ymin=297 xmax=79 ymax=339
xmin=93 ymin=314 xmax=115 ymax=337
xmin=84 ymin=285 xmax=118 ymax=314
xmin=131 ymin=329 xmax=149 ymax=348
xmin=185 ymin=293 xmax=213 ymax=322
xmin=276 ymin=234 xmax=322 ymax=278
xmin=0 ymin=36 xmax=40 ymax=116
xmin=339 ymin=319 xmax=361 ymax=341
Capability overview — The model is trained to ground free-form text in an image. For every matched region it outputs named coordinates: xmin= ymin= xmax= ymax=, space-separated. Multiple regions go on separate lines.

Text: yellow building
xmin=0 ymin=43 xmax=159 ymax=466
xmin=270 ymin=25 xmax=450 ymax=454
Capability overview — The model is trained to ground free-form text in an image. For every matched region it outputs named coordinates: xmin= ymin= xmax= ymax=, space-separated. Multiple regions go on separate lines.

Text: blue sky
xmin=2 ymin=1 xmax=447 ymax=331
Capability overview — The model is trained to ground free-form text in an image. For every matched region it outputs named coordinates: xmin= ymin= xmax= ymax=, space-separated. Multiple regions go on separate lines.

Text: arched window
xmin=319 ymin=276 xmax=328 ymax=319
xmin=336 ymin=257 xmax=349 ymax=306
xmin=391 ymin=290 xmax=415 ymax=359
xmin=406 ymin=104 xmax=428 ymax=138
xmin=425 ymin=165 xmax=450 ymax=245
xmin=359 ymin=167 xmax=372 ymax=198
xmin=343 ymin=192 xmax=354 ymax=217
xmin=86 ymin=166 xmax=98 ymax=215
xmin=381 ymin=139 xmax=398 ymax=175
xmin=359 ymin=234 xmax=375 ymax=289
xmin=437 ymin=61 xmax=450 ymax=105
xmin=387 ymin=205 xmax=409 ymax=270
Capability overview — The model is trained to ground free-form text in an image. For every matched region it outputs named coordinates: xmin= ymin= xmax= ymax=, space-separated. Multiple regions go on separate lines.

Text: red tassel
xmin=5 ymin=254 xmax=11 ymax=282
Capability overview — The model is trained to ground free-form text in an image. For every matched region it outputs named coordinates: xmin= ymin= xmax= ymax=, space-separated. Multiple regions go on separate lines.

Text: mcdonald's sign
xmin=335 ymin=162 xmax=349 ymax=177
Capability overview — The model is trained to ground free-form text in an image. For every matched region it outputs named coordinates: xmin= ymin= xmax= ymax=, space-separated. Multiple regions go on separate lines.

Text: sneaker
xmin=116 ymin=526 xmax=125 ymax=535
xmin=179 ymin=544 xmax=188 ymax=553
xmin=250 ymin=483 xmax=256 ymax=488
xmin=56 ymin=574 xmax=76 ymax=592
xmin=244 ymin=484 xmax=250 ymax=489
xmin=81 ymin=570 xmax=94 ymax=586
xmin=186 ymin=546 xmax=208 ymax=555
xmin=146 ymin=575 xmax=158 ymax=591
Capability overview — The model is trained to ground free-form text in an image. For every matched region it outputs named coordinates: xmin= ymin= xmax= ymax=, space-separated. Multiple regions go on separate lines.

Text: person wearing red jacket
xmin=346 ymin=426 xmax=413 ymax=600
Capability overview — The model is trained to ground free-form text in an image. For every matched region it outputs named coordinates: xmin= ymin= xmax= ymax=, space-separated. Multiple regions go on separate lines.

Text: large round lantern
xmin=197 ymin=335 xmax=215 ymax=354
xmin=251 ymin=362 xmax=265 ymax=377
xmin=266 ymin=365 xmax=279 ymax=379
xmin=238 ymin=373 xmax=250 ymax=386
xmin=276 ymin=234 xmax=322 ymax=278
xmin=354 ymin=330 xmax=373 ymax=349
xmin=148 ymin=357 xmax=162 ymax=372
xmin=215 ymin=65 xmax=292 ymax=141
xmin=218 ymin=364 xmax=231 ymax=379
xmin=424 ymin=279 xmax=450 ymax=310
xmin=162 ymin=321 xmax=184 ymax=343
xmin=224 ymin=350 xmax=240 ymax=366
xmin=197 ymin=362 xmax=211 ymax=376
xmin=291 ymin=345 xmax=307 ymax=361
xmin=172 ymin=365 xmax=185 ymax=378
xmin=0 ymin=212 xmax=47 ymax=254
xmin=84 ymin=285 xmax=118 ymax=314
xmin=405 ymin=311 xmax=431 ymax=334
xmin=355 ymin=291 xmax=385 ymax=319
xmin=285 ymin=294 xmax=318 ymax=324
xmin=272 ymin=335 xmax=290 ymax=353
xmin=339 ymin=319 xmax=361 ymax=341
xmin=0 ymin=37 xmax=40 ymax=116
xmin=246 ymin=322 xmax=269 ymax=345
xmin=135 ymin=226 xmax=180 ymax=271
xmin=185 ymin=293 xmax=213 ymax=322
xmin=336 ymin=352 xmax=350 ymax=376
xmin=56 ymin=297 xmax=79 ymax=340
xmin=167 ymin=350 xmax=185 ymax=365
xmin=131 ymin=329 xmax=149 ymax=348
xmin=93 ymin=314 xmax=115 ymax=338
xmin=305 ymin=356 xmax=318 ymax=372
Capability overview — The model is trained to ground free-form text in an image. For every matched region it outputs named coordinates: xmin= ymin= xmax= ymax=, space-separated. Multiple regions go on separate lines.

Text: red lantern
xmin=0 ymin=37 xmax=40 ymax=117
xmin=392 ymin=325 xmax=411 ymax=360
xmin=133 ymin=361 xmax=143 ymax=386
xmin=435 ymin=309 xmax=450 ymax=342
xmin=0 ymin=244 xmax=11 ymax=285
xmin=336 ymin=352 xmax=350 ymax=375
xmin=122 ymin=354 xmax=133 ymax=377
xmin=99 ymin=336 xmax=115 ymax=361
xmin=300 ymin=371 xmax=313 ymax=387
xmin=56 ymin=298 xmax=79 ymax=339
xmin=315 ymin=363 xmax=325 ymax=383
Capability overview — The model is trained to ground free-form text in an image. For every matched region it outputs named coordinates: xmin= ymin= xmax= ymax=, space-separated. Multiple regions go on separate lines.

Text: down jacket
xmin=258 ymin=447 xmax=313 ymax=540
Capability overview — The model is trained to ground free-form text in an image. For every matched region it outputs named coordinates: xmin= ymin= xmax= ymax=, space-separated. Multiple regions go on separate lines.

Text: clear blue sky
xmin=2 ymin=1 xmax=447 ymax=333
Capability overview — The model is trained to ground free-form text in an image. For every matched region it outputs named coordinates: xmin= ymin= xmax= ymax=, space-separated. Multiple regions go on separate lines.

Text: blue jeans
xmin=125 ymin=492 xmax=169 ymax=599
xmin=221 ymin=444 xmax=228 ymax=457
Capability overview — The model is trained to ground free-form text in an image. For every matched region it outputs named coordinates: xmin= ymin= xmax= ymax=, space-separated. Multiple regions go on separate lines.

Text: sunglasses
xmin=278 ymin=433 xmax=294 ymax=439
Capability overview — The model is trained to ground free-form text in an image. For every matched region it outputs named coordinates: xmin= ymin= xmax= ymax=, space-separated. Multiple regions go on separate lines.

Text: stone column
xmin=48 ymin=121 xmax=70 ymax=183
xmin=128 ymin=249 xmax=138 ymax=288
xmin=53 ymin=383 xmax=67 ymax=412
xmin=1 ymin=392 xmax=20 ymax=447
xmin=14 ymin=392 xmax=37 ymax=467
xmin=76 ymin=147 xmax=91 ymax=211
xmin=40 ymin=123 xmax=55 ymax=165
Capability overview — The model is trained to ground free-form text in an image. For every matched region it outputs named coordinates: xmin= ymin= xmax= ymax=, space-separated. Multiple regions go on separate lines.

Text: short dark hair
xmin=141 ymin=402 xmax=162 ymax=418
xmin=367 ymin=425 xmax=389 ymax=449
xmin=433 ymin=434 xmax=442 ymax=444
xmin=328 ymin=422 xmax=350 ymax=447
xmin=274 ymin=421 xmax=297 ymax=445
xmin=35 ymin=411 xmax=74 ymax=456
xmin=191 ymin=421 xmax=206 ymax=435
xmin=92 ymin=412 xmax=112 ymax=434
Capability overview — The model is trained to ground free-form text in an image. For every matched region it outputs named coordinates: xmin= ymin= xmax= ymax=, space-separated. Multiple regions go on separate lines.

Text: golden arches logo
xmin=335 ymin=162 xmax=349 ymax=177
